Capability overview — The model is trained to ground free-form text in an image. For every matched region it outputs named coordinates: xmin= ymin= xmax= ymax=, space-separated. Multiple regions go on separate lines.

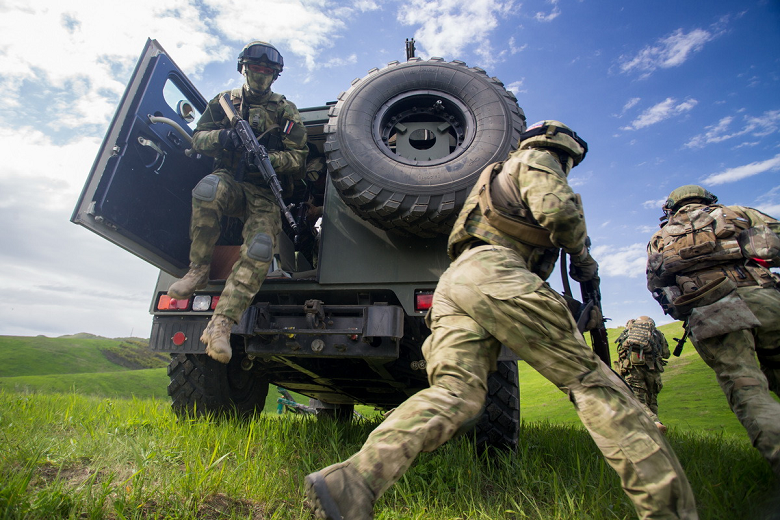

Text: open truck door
xmin=71 ymin=39 xmax=211 ymax=277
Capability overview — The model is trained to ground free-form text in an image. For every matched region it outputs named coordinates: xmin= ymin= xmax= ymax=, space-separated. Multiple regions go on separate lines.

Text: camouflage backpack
xmin=622 ymin=319 xmax=654 ymax=353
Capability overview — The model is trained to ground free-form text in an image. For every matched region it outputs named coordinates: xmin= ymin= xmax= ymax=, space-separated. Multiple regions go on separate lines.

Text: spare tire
xmin=325 ymin=58 xmax=526 ymax=237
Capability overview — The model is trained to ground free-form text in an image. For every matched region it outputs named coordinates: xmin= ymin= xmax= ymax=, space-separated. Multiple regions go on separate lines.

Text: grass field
xmin=0 ymin=328 xmax=778 ymax=519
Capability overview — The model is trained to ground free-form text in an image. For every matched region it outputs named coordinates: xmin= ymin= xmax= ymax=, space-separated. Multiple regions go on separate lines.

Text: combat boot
xmin=201 ymin=314 xmax=234 ymax=364
xmin=305 ymin=462 xmax=375 ymax=520
xmin=167 ymin=263 xmax=210 ymax=300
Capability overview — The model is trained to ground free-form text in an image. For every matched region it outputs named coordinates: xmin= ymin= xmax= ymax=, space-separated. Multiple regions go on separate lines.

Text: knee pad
xmin=247 ymin=233 xmax=274 ymax=262
xmin=192 ymin=174 xmax=220 ymax=202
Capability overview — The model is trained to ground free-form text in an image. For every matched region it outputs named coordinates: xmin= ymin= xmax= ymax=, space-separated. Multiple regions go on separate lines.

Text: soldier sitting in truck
xmin=166 ymin=41 xmax=308 ymax=364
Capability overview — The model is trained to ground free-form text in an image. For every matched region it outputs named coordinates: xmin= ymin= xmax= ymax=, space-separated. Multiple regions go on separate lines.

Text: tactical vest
xmin=659 ymin=205 xmax=749 ymax=274
xmin=230 ymin=87 xmax=285 ymax=151
xmin=476 ymin=162 xmax=556 ymax=248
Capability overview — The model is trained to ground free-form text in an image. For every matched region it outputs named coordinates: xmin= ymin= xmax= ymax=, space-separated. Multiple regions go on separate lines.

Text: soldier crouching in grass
xmin=647 ymin=184 xmax=780 ymax=478
xmin=304 ymin=121 xmax=698 ymax=520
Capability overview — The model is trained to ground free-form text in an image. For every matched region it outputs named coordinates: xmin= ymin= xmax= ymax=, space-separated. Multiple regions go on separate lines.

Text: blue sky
xmin=0 ymin=0 xmax=778 ymax=337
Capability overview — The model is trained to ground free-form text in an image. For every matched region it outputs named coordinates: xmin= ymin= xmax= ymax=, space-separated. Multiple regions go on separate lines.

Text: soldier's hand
xmin=584 ymin=305 xmax=603 ymax=331
xmin=218 ymin=129 xmax=241 ymax=151
xmin=570 ymin=251 xmax=599 ymax=282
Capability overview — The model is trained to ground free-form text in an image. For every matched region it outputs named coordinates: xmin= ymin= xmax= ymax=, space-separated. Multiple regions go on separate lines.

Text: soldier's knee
xmin=192 ymin=174 xmax=221 ymax=203
xmin=439 ymin=375 xmax=485 ymax=418
xmin=247 ymin=233 xmax=274 ymax=262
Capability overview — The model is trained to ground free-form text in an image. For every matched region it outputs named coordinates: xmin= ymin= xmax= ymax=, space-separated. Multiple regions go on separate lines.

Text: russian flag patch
xmin=282 ymin=120 xmax=294 ymax=134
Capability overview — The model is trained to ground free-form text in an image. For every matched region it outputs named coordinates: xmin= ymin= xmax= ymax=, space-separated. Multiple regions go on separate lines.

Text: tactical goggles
xmin=245 ymin=63 xmax=276 ymax=74
xmin=242 ymin=44 xmax=283 ymax=68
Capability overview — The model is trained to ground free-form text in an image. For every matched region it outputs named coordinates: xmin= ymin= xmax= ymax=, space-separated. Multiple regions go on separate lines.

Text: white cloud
xmin=534 ymin=0 xmax=561 ymax=22
xmin=702 ymin=154 xmax=780 ymax=186
xmin=685 ymin=110 xmax=780 ymax=148
xmin=622 ymin=97 xmax=697 ymax=130
xmin=397 ymin=0 xmax=516 ymax=64
xmin=619 ymin=27 xmax=716 ymax=78
xmin=591 ymin=243 xmax=647 ymax=278
xmin=0 ymin=0 xmax=227 ymax=120
xmin=201 ymin=0 xmax=356 ymax=70
xmin=642 ymin=198 xmax=666 ymax=210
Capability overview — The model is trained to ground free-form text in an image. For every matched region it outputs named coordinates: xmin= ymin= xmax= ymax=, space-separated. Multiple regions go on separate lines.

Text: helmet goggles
xmin=241 ymin=43 xmax=283 ymax=68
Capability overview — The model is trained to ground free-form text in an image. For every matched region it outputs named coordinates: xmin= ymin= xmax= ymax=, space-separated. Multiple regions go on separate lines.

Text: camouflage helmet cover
xmin=237 ymin=41 xmax=284 ymax=73
xmin=518 ymin=120 xmax=588 ymax=165
xmin=664 ymin=185 xmax=718 ymax=212
xmin=637 ymin=315 xmax=655 ymax=326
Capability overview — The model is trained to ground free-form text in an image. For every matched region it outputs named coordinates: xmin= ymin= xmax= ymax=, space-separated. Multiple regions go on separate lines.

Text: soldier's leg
xmin=189 ymin=172 xmax=245 ymax=265
xmin=692 ymin=329 xmax=780 ymax=476
xmin=169 ymin=172 xmax=244 ymax=299
xmin=205 ymin=186 xmax=280 ymax=363
xmin=624 ymin=368 xmax=652 ymax=410
xmin=458 ymin=247 xmax=696 ymax=519
xmin=346 ymin=315 xmax=500 ymax=499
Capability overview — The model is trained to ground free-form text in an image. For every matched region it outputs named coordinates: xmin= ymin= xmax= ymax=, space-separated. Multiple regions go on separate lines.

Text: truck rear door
xmin=71 ymin=39 xmax=211 ymax=277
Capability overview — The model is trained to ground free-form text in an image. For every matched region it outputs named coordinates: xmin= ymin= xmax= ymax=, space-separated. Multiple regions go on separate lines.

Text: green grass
xmin=0 ymin=391 xmax=777 ymax=520
xmin=1 ymin=330 xmax=778 ymax=518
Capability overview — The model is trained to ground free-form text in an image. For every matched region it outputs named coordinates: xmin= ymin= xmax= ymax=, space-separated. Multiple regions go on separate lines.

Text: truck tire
xmin=326 ymin=58 xmax=526 ymax=237
xmin=475 ymin=360 xmax=520 ymax=450
xmin=167 ymin=353 xmax=269 ymax=418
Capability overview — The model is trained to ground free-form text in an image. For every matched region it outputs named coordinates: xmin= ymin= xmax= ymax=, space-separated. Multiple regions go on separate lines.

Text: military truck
xmin=72 ymin=39 xmax=526 ymax=447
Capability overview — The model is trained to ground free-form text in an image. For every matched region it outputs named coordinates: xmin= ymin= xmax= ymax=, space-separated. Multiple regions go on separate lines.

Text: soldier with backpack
xmin=646 ymin=184 xmax=780 ymax=477
xmin=614 ymin=316 xmax=670 ymax=431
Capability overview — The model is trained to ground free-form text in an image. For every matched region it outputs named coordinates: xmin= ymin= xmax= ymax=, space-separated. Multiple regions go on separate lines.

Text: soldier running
xmin=304 ymin=121 xmax=698 ymax=520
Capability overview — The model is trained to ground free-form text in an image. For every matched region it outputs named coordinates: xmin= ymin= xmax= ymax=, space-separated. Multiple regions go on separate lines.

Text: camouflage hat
xmin=664 ymin=185 xmax=717 ymax=212
xmin=237 ymin=41 xmax=284 ymax=73
xmin=518 ymin=120 xmax=588 ymax=165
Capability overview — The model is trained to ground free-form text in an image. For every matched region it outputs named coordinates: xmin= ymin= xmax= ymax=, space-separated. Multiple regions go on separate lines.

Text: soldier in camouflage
xmin=305 ymin=121 xmax=698 ymax=520
xmin=647 ymin=184 xmax=780 ymax=477
xmin=614 ymin=316 xmax=671 ymax=431
xmin=167 ymin=41 xmax=307 ymax=364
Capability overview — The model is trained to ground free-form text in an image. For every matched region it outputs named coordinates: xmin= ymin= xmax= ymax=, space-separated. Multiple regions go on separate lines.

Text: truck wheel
xmin=167 ymin=353 xmax=269 ymax=418
xmin=308 ymin=398 xmax=355 ymax=422
xmin=475 ymin=360 xmax=520 ymax=450
xmin=326 ymin=58 xmax=526 ymax=237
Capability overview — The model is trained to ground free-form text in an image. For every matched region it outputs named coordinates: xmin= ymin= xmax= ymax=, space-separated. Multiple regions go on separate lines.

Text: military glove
xmin=218 ymin=129 xmax=241 ymax=151
xmin=570 ymin=251 xmax=599 ymax=282
xmin=584 ymin=305 xmax=603 ymax=331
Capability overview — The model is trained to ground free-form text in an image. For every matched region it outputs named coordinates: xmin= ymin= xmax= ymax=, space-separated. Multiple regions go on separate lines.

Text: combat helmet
xmin=637 ymin=315 xmax=655 ymax=326
xmin=663 ymin=185 xmax=718 ymax=214
xmin=237 ymin=41 xmax=284 ymax=76
xmin=518 ymin=120 xmax=588 ymax=165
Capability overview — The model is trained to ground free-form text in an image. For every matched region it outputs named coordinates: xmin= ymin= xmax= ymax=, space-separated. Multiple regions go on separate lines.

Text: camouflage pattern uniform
xmin=614 ymin=317 xmax=670 ymax=417
xmin=306 ymin=122 xmax=697 ymax=520
xmin=647 ymin=192 xmax=780 ymax=477
xmin=187 ymin=85 xmax=307 ymax=322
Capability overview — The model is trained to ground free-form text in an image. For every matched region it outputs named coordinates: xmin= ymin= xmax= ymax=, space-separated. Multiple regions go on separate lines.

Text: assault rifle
xmin=218 ymin=94 xmax=299 ymax=234
xmin=560 ymin=238 xmax=611 ymax=365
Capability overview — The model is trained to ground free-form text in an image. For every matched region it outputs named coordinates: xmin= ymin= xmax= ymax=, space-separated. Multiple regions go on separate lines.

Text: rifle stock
xmin=580 ymin=277 xmax=611 ymax=365
xmin=218 ymin=94 xmax=299 ymax=233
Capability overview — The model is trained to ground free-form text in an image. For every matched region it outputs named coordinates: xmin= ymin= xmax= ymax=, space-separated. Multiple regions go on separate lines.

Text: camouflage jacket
xmin=191 ymin=85 xmax=308 ymax=181
xmin=448 ymin=147 xmax=587 ymax=280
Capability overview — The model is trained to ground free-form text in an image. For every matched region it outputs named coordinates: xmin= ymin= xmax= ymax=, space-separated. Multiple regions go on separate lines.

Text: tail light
xmin=414 ymin=289 xmax=434 ymax=312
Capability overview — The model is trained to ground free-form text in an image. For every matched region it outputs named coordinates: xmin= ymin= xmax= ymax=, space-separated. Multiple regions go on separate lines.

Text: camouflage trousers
xmin=689 ymin=285 xmax=780 ymax=477
xmin=347 ymin=245 xmax=697 ymax=520
xmin=617 ymin=360 xmax=663 ymax=415
xmin=189 ymin=169 xmax=281 ymax=323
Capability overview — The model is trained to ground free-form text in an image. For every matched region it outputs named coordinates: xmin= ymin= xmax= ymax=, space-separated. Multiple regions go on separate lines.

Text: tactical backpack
xmin=623 ymin=320 xmax=654 ymax=353
xmin=659 ymin=205 xmax=750 ymax=274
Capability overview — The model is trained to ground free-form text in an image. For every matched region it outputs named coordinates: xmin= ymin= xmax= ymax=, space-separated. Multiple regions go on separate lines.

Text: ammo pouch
xmin=477 ymin=162 xmax=555 ymax=248
xmin=629 ymin=348 xmax=646 ymax=366
xmin=738 ymin=226 xmax=780 ymax=260
xmin=687 ymin=291 xmax=761 ymax=342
